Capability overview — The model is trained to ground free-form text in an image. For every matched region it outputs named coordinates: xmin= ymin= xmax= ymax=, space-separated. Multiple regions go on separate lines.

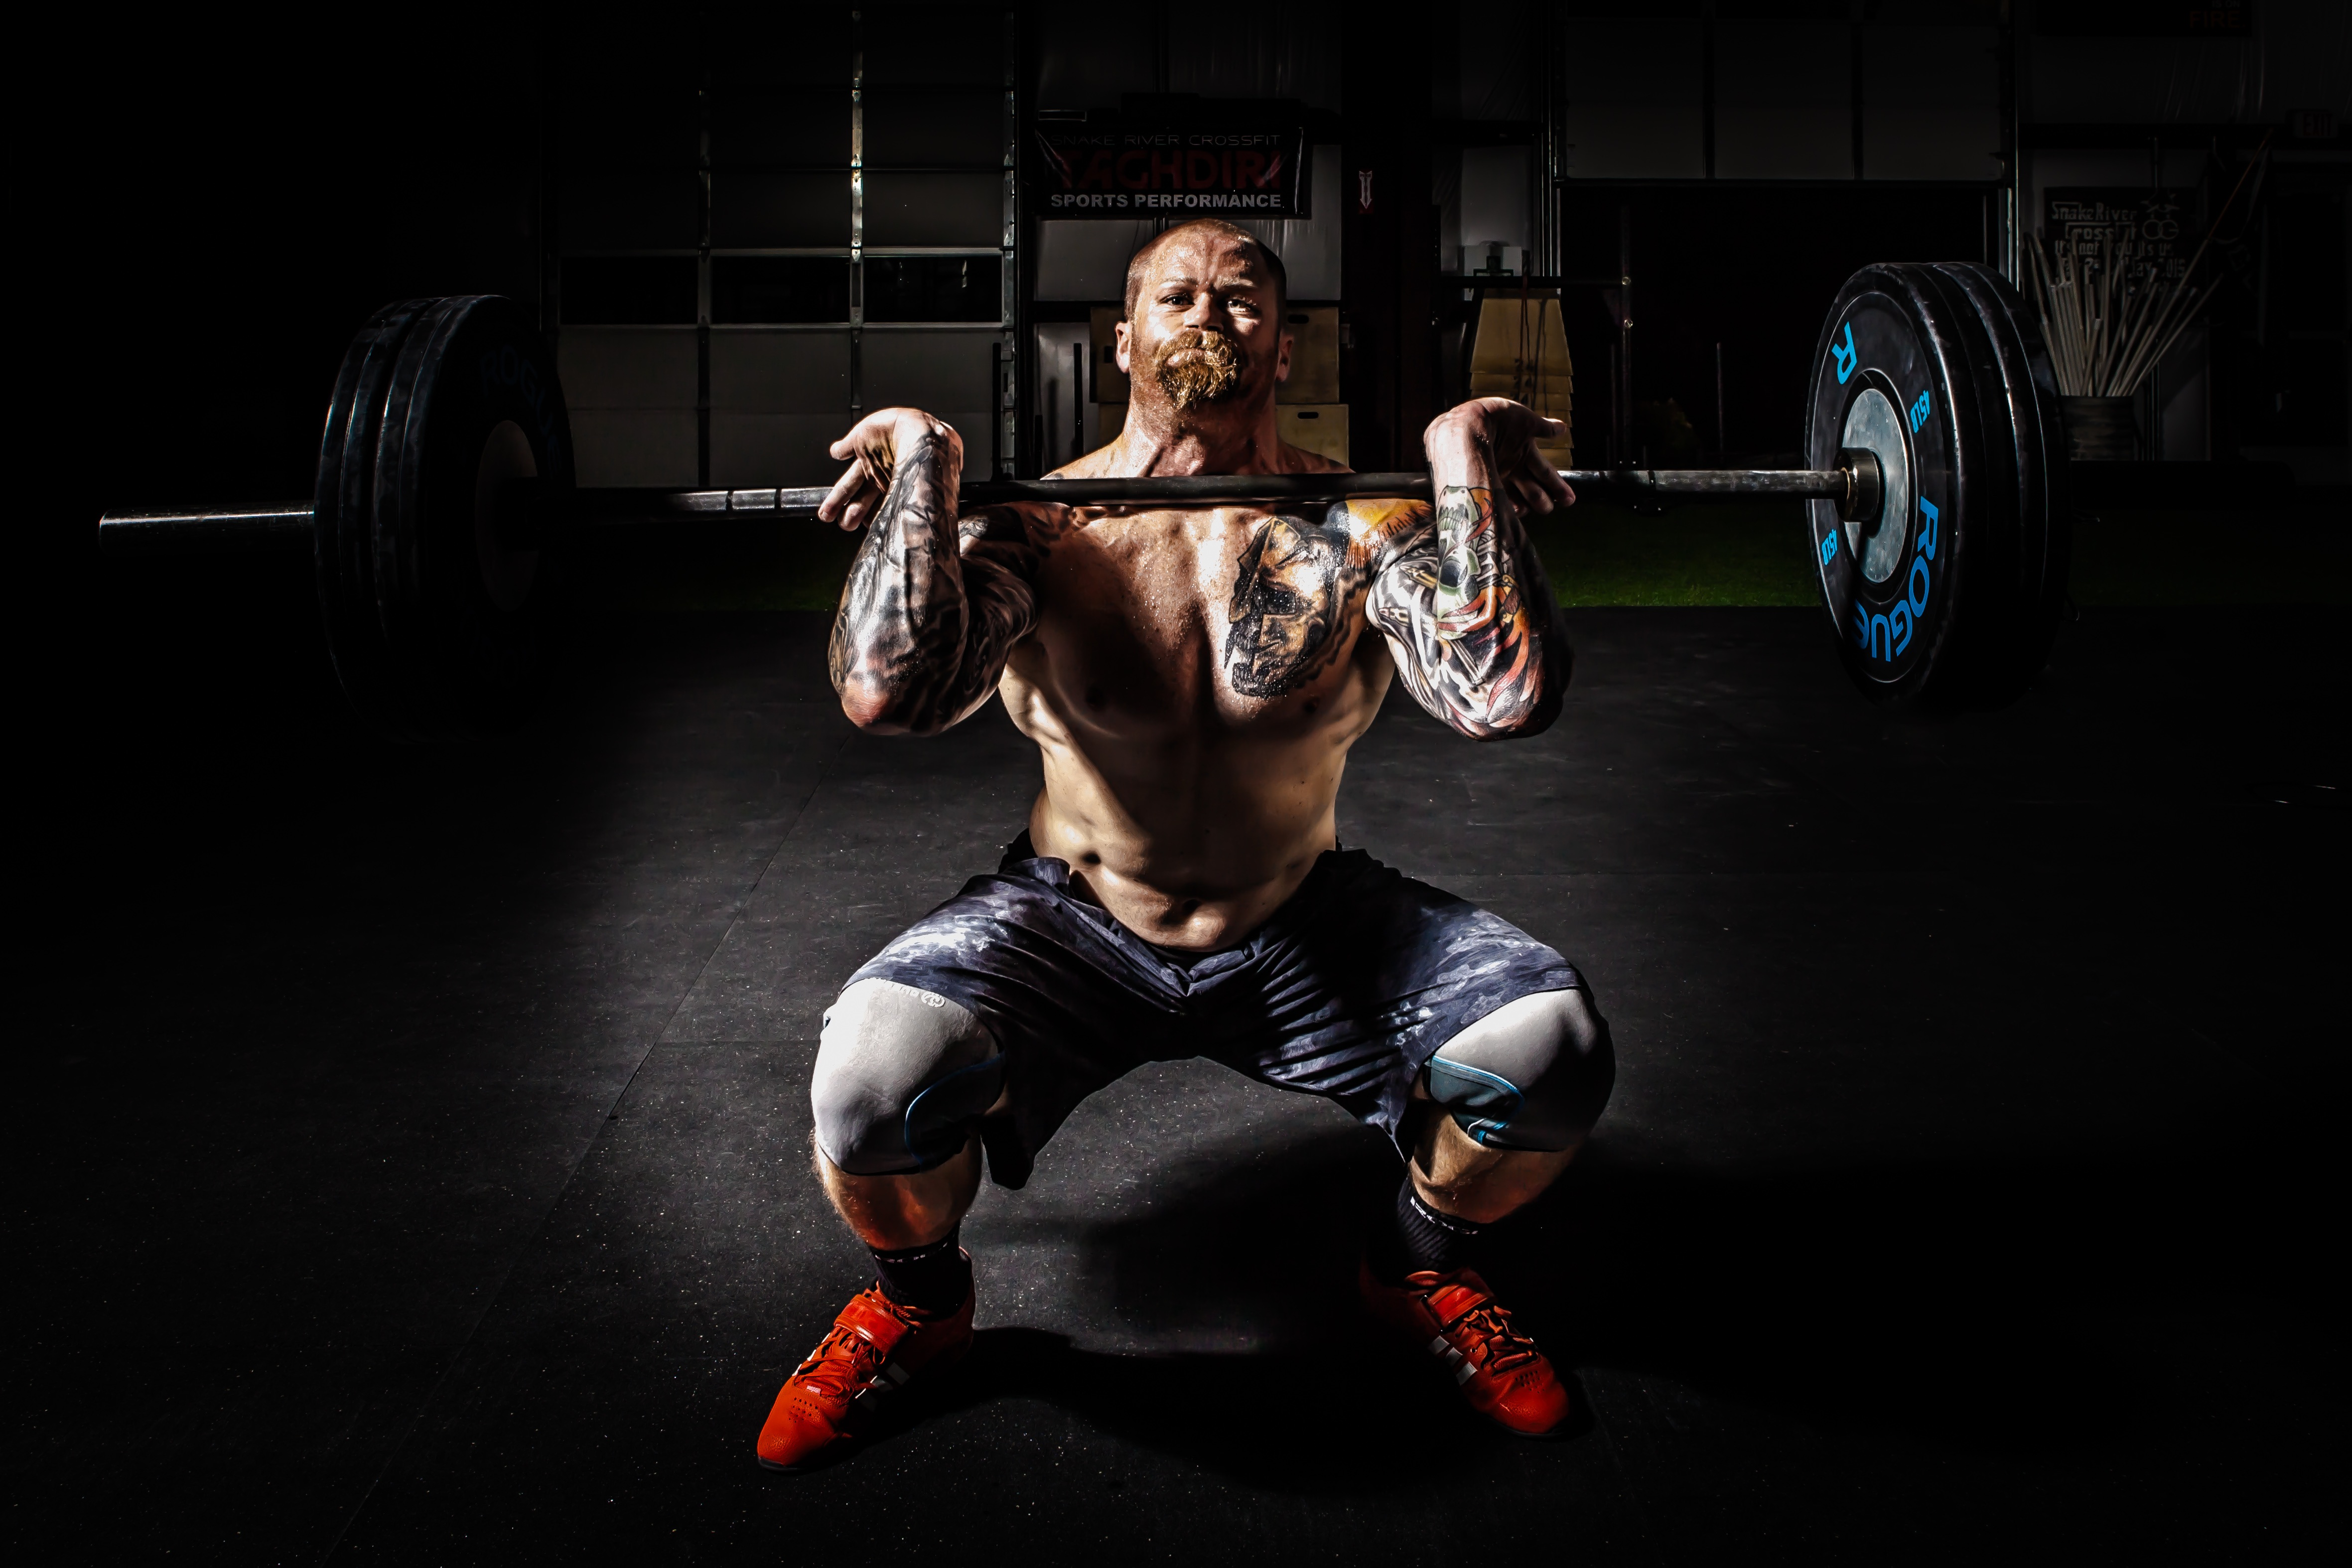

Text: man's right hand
xmin=819 ymin=409 xmax=963 ymax=532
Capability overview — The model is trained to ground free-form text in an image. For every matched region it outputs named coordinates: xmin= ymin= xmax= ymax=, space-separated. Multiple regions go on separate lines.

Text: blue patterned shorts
xmin=844 ymin=834 xmax=1586 ymax=1187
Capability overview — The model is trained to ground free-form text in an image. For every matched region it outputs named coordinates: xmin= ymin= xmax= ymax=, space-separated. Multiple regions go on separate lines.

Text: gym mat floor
xmin=18 ymin=604 xmax=2344 ymax=1564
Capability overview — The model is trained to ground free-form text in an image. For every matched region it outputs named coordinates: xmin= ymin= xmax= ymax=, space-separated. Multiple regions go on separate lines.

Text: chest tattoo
xmin=1222 ymin=507 xmax=1366 ymax=698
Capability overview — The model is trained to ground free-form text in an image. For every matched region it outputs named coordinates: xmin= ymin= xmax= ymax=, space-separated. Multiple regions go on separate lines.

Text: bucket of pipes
xmin=2060 ymin=396 xmax=2139 ymax=461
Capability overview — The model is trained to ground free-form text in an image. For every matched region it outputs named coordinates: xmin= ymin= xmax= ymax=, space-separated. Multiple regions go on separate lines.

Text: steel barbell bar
xmin=97 ymin=461 xmax=1885 ymax=557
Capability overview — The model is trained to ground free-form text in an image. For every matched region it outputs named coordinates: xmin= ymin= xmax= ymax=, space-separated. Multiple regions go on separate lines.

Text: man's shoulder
xmin=1275 ymin=441 xmax=1352 ymax=475
xmin=1041 ymin=447 xmax=1121 ymax=480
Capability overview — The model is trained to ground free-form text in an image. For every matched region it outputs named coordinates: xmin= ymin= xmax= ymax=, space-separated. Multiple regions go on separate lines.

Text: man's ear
xmin=1114 ymin=319 xmax=1132 ymax=375
xmin=1274 ymin=329 xmax=1294 ymax=384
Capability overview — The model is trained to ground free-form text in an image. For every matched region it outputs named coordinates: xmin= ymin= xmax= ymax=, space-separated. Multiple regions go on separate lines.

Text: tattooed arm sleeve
xmin=827 ymin=429 xmax=1047 ymax=734
xmin=1366 ymin=483 xmax=1571 ymax=740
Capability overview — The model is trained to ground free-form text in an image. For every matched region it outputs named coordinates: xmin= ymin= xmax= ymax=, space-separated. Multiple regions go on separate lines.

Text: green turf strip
xmin=1529 ymin=501 xmax=1816 ymax=606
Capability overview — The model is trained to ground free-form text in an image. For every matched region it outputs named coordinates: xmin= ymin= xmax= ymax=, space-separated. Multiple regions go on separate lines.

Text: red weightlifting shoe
xmin=756 ymin=1276 xmax=974 ymax=1472
xmin=1359 ymin=1260 xmax=1574 ymax=1437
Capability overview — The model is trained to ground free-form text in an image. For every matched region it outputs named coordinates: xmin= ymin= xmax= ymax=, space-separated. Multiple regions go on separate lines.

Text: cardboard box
xmin=1277 ymin=306 xmax=1340 ymax=404
xmin=1089 ymin=307 xmax=1129 ymax=403
xmin=1467 ymin=294 xmax=1572 ymax=466
xmin=1278 ymin=404 xmax=1349 ymax=464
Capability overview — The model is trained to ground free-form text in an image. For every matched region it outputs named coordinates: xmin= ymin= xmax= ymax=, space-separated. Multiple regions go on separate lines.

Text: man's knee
xmin=1426 ymin=988 xmax=1614 ymax=1152
xmin=811 ymin=979 xmax=1004 ymax=1176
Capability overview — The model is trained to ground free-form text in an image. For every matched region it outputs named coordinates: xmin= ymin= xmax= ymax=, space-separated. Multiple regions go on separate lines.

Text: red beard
xmin=1147 ymin=327 xmax=1245 ymax=409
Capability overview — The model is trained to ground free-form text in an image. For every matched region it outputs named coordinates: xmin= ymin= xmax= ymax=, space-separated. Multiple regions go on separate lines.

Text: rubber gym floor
xmin=20 ymin=507 xmax=2347 ymax=1564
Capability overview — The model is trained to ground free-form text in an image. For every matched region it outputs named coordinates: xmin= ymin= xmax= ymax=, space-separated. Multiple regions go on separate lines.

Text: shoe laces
xmin=1447 ymin=1298 xmax=1542 ymax=1374
xmin=791 ymin=1321 xmax=891 ymax=1400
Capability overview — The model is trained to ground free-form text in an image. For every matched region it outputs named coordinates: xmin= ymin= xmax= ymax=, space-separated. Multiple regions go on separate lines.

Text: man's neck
xmin=1109 ymin=401 xmax=1284 ymax=476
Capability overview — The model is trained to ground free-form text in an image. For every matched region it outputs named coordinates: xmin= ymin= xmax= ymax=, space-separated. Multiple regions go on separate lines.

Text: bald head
xmin=1123 ymin=219 xmax=1288 ymax=323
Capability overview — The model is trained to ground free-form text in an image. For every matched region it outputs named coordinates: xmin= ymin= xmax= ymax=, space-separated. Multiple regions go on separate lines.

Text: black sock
xmin=1370 ymin=1176 xmax=1485 ymax=1284
xmin=871 ymin=1228 xmax=970 ymax=1314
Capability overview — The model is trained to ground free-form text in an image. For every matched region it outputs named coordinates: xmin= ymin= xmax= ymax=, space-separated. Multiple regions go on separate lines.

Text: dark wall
xmin=1556 ymin=183 xmax=1991 ymax=462
xmin=56 ymin=19 xmax=543 ymax=516
xmin=36 ymin=17 xmax=543 ymax=748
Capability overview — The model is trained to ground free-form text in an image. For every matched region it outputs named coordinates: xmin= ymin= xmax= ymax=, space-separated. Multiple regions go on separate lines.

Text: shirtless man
xmin=757 ymin=218 xmax=1615 ymax=1471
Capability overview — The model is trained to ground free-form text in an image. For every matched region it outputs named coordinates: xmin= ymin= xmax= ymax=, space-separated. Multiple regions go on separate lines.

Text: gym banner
xmin=1031 ymin=117 xmax=1310 ymax=219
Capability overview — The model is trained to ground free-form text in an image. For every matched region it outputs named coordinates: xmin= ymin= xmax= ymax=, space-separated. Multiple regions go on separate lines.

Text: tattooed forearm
xmin=829 ymin=431 xmax=1044 ymax=733
xmin=1367 ymin=484 xmax=1568 ymax=738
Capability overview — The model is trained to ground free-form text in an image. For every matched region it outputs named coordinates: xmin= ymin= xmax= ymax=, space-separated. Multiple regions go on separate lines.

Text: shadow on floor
xmin=832 ymin=1325 xmax=1551 ymax=1492
xmin=854 ymin=1115 xmax=2321 ymax=1493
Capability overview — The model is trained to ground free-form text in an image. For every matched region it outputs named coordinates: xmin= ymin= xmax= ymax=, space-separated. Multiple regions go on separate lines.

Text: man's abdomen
xmin=1007 ymin=660 xmax=1387 ymax=950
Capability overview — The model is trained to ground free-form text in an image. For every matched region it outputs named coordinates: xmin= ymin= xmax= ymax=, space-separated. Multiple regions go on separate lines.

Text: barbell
xmin=98 ymin=264 xmax=2070 ymax=738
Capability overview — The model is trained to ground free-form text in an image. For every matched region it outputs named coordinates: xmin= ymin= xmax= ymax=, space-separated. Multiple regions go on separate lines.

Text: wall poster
xmin=1032 ymin=113 xmax=1311 ymax=220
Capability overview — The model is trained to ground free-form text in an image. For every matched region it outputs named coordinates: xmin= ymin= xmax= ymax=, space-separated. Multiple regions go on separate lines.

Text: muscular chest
xmin=1015 ymin=505 xmax=1381 ymax=731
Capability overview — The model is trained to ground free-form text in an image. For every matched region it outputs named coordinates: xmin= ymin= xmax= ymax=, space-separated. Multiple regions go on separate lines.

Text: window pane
xmin=865 ymin=256 xmax=1001 ymax=322
xmin=711 ymin=258 xmax=851 ymax=323
xmin=562 ymin=257 xmax=697 ymax=325
xmin=862 ymin=88 xmax=1000 ymax=167
xmin=713 ymin=171 xmax=852 ymax=247
xmin=863 ymin=171 xmax=1002 ymax=246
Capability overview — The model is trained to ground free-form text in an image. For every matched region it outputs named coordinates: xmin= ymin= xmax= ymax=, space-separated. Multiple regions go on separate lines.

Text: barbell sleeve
xmin=96 ymin=503 xmax=315 ymax=555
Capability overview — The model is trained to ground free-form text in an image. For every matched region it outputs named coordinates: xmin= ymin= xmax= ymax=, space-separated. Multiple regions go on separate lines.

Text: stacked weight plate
xmin=1803 ymin=263 xmax=2064 ymax=708
xmin=1930 ymin=263 xmax=2071 ymax=704
xmin=312 ymin=295 xmax=573 ymax=739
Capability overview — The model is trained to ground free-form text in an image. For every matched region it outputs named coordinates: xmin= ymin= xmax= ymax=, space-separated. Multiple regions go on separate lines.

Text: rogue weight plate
xmin=315 ymin=295 xmax=572 ymax=739
xmin=1932 ymin=262 xmax=2070 ymax=703
xmin=1805 ymin=265 xmax=1999 ymax=705
xmin=314 ymin=298 xmax=433 ymax=731
xmin=1910 ymin=263 xmax=2030 ymax=703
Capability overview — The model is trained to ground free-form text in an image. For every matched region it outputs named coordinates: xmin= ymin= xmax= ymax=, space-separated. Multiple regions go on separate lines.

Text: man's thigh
xmin=833 ymin=857 xmax=1184 ymax=1188
xmin=1202 ymin=851 xmax=1594 ymax=1152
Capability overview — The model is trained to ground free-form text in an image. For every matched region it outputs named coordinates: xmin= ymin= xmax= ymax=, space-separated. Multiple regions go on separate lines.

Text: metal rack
xmin=545 ymin=8 xmax=1021 ymax=490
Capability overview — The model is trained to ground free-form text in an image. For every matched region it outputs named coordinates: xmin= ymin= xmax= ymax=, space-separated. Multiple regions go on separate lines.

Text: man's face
xmin=1116 ymin=231 xmax=1292 ymax=419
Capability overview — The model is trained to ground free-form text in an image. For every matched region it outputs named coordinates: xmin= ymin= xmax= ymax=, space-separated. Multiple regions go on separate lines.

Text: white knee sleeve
xmin=811 ymin=979 xmax=1002 ymax=1175
xmin=1426 ymin=988 xmax=1614 ymax=1150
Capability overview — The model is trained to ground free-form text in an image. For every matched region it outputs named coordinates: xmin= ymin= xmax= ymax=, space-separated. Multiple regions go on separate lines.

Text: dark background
xmin=32 ymin=18 xmax=543 ymax=781
xmin=57 ymin=21 xmax=542 ymax=514
xmin=14 ymin=9 xmax=2348 ymax=1564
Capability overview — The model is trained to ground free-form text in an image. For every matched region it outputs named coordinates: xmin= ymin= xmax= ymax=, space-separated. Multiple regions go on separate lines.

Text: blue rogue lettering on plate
xmin=1852 ymin=496 xmax=1939 ymax=665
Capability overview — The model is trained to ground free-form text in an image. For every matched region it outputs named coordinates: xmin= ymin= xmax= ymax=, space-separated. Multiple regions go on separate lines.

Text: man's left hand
xmin=1426 ymin=400 xmax=1573 ymax=516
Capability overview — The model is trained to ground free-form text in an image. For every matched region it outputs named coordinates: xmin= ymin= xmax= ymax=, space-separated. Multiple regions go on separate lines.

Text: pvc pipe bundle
xmin=2029 ymin=234 xmax=2218 ymax=399
xmin=2027 ymin=138 xmax=2270 ymax=400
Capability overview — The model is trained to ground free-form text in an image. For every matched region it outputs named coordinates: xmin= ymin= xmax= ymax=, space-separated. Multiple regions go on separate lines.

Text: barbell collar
xmin=1834 ymin=449 xmax=1884 ymax=525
